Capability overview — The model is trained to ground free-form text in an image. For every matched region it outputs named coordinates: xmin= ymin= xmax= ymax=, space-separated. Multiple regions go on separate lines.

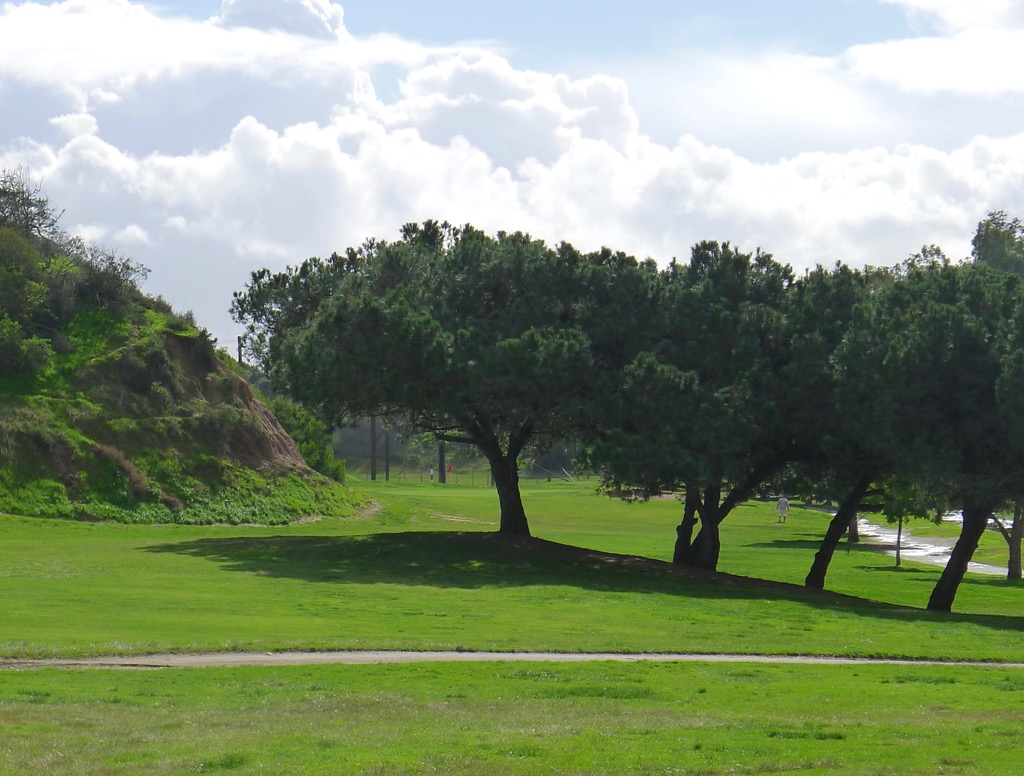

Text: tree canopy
xmin=232 ymin=220 xmax=657 ymax=535
xmin=234 ymin=213 xmax=1024 ymax=612
xmin=585 ymin=241 xmax=795 ymax=570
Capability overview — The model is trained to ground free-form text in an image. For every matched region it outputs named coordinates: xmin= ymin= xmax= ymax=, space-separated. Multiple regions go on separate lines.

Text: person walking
xmin=776 ymin=495 xmax=790 ymax=523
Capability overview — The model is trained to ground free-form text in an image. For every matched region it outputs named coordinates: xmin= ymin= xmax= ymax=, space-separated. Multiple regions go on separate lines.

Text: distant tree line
xmin=234 ymin=214 xmax=1024 ymax=613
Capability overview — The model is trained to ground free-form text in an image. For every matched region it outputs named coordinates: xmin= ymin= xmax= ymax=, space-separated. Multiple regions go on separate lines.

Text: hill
xmin=0 ymin=168 xmax=358 ymax=523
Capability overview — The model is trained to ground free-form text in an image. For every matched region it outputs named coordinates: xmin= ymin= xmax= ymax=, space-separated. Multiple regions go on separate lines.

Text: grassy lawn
xmin=2 ymin=661 xmax=1022 ymax=775
xmin=3 ymin=478 xmax=1024 ymax=774
xmin=1 ymin=479 xmax=1022 ymax=660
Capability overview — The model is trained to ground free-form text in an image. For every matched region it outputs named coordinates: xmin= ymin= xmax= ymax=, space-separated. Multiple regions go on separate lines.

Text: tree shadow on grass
xmin=148 ymin=531 xmax=722 ymax=594
xmin=144 ymin=531 xmax=1024 ymax=633
xmin=747 ymin=539 xmax=828 ymax=551
xmin=951 ymin=575 xmax=1021 ymax=589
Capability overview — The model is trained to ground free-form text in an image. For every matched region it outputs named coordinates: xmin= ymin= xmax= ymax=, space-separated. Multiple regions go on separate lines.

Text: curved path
xmin=4 ymin=650 xmax=1024 ymax=670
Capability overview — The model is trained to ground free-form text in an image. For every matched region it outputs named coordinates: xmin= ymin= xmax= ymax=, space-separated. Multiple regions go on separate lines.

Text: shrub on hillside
xmin=268 ymin=396 xmax=347 ymax=482
xmin=0 ymin=316 xmax=52 ymax=377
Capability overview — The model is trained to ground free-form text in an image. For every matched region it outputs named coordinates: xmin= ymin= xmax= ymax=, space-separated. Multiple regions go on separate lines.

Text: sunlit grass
xmin=1 ymin=661 xmax=1021 ymax=775
xmin=3 ymin=479 xmax=1024 ymax=774
xmin=2 ymin=479 xmax=1022 ymax=662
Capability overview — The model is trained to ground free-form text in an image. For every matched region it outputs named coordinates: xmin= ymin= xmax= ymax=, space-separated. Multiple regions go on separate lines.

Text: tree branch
xmin=717 ymin=454 xmax=788 ymax=523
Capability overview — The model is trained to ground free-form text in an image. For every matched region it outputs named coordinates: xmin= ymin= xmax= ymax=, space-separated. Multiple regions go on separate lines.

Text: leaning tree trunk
xmin=927 ymin=506 xmax=991 ymax=612
xmin=805 ymin=477 xmax=871 ymax=590
xmin=991 ymin=505 xmax=1022 ymax=581
xmin=673 ymin=489 xmax=700 ymax=565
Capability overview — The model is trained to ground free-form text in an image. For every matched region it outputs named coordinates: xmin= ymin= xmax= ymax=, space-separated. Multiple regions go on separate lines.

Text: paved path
xmin=4 ymin=651 xmax=1024 ymax=670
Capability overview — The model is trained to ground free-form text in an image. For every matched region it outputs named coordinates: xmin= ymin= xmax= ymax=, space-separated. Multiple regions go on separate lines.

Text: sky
xmin=3 ymin=0 xmax=1024 ymax=345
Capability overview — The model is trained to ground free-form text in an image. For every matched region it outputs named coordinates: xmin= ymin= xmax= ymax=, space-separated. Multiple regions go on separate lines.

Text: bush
xmin=0 ymin=166 xmax=62 ymax=240
xmin=0 ymin=316 xmax=52 ymax=376
xmin=0 ymin=227 xmax=46 ymax=322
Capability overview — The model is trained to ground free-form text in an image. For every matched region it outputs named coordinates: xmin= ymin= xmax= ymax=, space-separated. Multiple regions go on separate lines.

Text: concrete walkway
xmin=4 ymin=650 xmax=1024 ymax=670
xmin=855 ymin=518 xmax=1007 ymax=576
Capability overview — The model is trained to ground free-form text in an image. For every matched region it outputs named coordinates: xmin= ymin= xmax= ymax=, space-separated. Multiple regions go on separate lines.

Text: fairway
xmin=2 ymin=479 xmax=1024 ymax=774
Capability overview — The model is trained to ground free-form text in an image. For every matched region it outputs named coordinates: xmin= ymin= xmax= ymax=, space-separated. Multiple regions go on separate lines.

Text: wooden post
xmin=369 ymin=417 xmax=377 ymax=481
xmin=896 ymin=515 xmax=903 ymax=567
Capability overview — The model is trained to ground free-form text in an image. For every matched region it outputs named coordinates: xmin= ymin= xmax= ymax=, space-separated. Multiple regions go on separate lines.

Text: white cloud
xmin=49 ymin=113 xmax=99 ymax=137
xmin=113 ymin=224 xmax=150 ymax=245
xmin=70 ymin=223 xmax=109 ymax=243
xmin=845 ymin=27 xmax=1024 ymax=94
xmin=219 ymin=0 xmax=346 ymax=39
xmin=623 ymin=47 xmax=895 ymax=158
xmin=881 ymin=0 xmax=1024 ymax=31
xmin=2 ymin=0 xmax=1024 ymax=343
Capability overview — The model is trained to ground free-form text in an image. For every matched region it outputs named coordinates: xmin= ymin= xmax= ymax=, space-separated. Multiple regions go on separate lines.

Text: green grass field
xmin=2 ymin=478 xmax=1023 ymax=774
xmin=3 ymin=661 xmax=1022 ymax=775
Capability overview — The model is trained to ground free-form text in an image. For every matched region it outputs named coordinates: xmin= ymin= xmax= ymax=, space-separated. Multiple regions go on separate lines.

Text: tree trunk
xmin=466 ymin=417 xmax=534 ymax=536
xmin=369 ymin=416 xmax=377 ymax=481
xmin=438 ymin=440 xmax=446 ymax=484
xmin=689 ymin=483 xmax=722 ymax=571
xmin=690 ymin=518 xmax=721 ymax=570
xmin=805 ymin=477 xmax=871 ymax=590
xmin=927 ymin=506 xmax=991 ymax=612
xmin=673 ymin=459 xmax=787 ymax=571
xmin=673 ymin=489 xmax=699 ymax=565
xmin=489 ymin=453 xmax=530 ymax=535
xmin=1010 ymin=504 xmax=1022 ymax=581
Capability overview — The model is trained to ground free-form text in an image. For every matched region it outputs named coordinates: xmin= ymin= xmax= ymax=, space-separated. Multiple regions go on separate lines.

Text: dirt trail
xmin=4 ymin=650 xmax=1024 ymax=670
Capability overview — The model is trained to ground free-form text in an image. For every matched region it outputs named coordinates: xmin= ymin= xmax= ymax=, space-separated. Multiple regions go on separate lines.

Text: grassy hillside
xmin=0 ymin=169 xmax=359 ymax=524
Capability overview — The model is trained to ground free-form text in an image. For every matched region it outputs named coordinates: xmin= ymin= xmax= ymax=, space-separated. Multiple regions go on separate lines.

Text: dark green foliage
xmin=0 ymin=315 xmax=52 ymax=377
xmin=972 ymin=210 xmax=1024 ymax=276
xmin=233 ymin=221 xmax=656 ymax=534
xmin=0 ymin=227 xmax=46 ymax=321
xmin=587 ymin=240 xmax=795 ymax=570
